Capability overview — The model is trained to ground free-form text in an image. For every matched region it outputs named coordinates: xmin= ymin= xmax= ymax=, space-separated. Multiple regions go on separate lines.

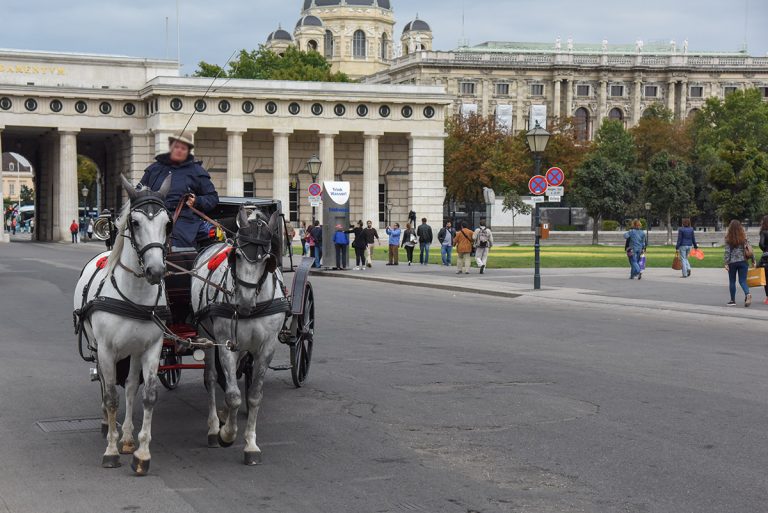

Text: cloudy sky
xmin=2 ymin=0 xmax=766 ymax=74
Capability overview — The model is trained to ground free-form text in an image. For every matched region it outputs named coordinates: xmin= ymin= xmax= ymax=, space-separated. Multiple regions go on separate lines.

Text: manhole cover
xmin=36 ymin=417 xmax=108 ymax=433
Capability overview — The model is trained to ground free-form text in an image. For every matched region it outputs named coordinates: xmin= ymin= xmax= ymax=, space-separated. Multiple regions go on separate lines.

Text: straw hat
xmin=168 ymin=133 xmax=195 ymax=150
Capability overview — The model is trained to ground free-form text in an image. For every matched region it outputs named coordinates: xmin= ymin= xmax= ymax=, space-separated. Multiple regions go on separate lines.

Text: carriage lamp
xmin=526 ymin=121 xmax=550 ymax=291
xmin=306 ymin=154 xmax=322 ymax=181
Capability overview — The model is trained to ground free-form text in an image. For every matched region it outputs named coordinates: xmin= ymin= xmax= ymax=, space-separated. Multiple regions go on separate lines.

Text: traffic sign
xmin=547 ymin=195 xmax=562 ymax=203
xmin=546 ymin=186 xmax=564 ymax=196
xmin=308 ymin=196 xmax=321 ymax=207
xmin=546 ymin=167 xmax=565 ymax=187
xmin=528 ymin=175 xmax=548 ymax=196
xmin=308 ymin=183 xmax=322 ymax=197
xmin=531 ymin=196 xmax=545 ymax=203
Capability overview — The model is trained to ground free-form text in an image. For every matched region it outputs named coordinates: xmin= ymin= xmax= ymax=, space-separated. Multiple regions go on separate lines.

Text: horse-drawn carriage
xmin=74 ymin=178 xmax=315 ymax=474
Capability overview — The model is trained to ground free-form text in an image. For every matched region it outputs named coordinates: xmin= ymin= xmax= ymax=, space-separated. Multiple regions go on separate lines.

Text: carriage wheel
xmin=290 ymin=283 xmax=314 ymax=388
xmin=158 ymin=352 xmax=182 ymax=390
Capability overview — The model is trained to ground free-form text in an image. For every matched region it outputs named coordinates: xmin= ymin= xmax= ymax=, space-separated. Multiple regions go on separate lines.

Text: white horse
xmin=191 ymin=206 xmax=287 ymax=465
xmin=74 ymin=175 xmax=171 ymax=475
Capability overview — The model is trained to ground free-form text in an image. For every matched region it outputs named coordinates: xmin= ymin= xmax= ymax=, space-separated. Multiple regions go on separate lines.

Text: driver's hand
xmin=186 ymin=194 xmax=196 ymax=208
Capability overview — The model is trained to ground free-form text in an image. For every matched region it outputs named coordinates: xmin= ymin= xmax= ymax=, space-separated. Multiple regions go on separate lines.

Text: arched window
xmin=353 ymin=30 xmax=366 ymax=59
xmin=381 ymin=33 xmax=388 ymax=60
xmin=687 ymin=108 xmax=701 ymax=119
xmin=308 ymin=40 xmax=318 ymax=52
xmin=324 ymin=30 xmax=334 ymax=59
xmin=608 ymin=108 xmax=624 ymax=121
xmin=575 ymin=107 xmax=590 ymax=142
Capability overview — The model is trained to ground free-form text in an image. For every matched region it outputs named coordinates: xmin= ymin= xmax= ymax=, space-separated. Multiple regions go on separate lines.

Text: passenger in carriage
xmin=139 ymin=133 xmax=219 ymax=249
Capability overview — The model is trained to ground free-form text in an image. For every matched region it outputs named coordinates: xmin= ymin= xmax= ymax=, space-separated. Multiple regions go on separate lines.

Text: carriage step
xmin=268 ymin=362 xmax=293 ymax=371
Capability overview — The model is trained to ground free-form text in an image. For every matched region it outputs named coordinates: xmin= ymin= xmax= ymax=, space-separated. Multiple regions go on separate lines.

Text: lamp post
xmin=526 ymin=122 xmax=551 ymax=290
xmin=81 ymin=186 xmax=89 ymax=240
xmin=386 ymin=201 xmax=393 ymax=227
xmin=644 ymin=202 xmax=652 ymax=247
xmin=306 ymin=154 xmax=322 ymax=224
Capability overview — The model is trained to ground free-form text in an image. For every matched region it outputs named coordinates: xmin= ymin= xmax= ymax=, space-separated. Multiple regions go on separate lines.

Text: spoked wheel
xmin=158 ymin=351 xmax=182 ymax=390
xmin=290 ymin=283 xmax=315 ymax=388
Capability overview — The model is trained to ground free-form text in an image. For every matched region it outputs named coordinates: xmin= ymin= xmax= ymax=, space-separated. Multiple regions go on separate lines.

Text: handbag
xmin=690 ymin=248 xmax=705 ymax=260
xmin=639 ymin=252 xmax=647 ymax=271
xmin=672 ymin=251 xmax=682 ymax=271
xmin=747 ymin=266 xmax=766 ymax=288
xmin=744 ymin=242 xmax=754 ymax=260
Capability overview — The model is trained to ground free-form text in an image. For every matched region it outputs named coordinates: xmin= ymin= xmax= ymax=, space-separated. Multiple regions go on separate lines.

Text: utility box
xmin=321 ymin=181 xmax=351 ymax=266
xmin=539 ymin=223 xmax=551 ymax=240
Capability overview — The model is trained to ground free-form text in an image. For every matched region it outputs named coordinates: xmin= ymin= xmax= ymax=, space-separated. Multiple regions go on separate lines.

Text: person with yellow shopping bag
xmin=675 ymin=218 xmax=698 ymax=278
xmin=724 ymin=220 xmax=754 ymax=307
xmin=758 ymin=215 xmax=768 ymax=304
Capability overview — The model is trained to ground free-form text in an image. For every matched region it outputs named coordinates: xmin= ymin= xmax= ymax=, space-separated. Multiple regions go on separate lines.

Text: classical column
xmin=597 ymin=80 xmax=607 ymax=129
xmin=679 ymin=81 xmax=688 ymax=118
xmin=317 ymin=131 xmax=337 ymax=224
xmin=667 ymin=80 xmax=676 ymax=116
xmin=553 ymin=79 xmax=562 ymax=119
xmin=408 ymin=134 xmax=446 ymax=230
xmin=481 ymin=79 xmax=491 ymax=117
xmin=129 ymin=130 xmax=153 ymax=185
xmin=632 ymin=79 xmax=642 ymax=126
xmin=0 ymin=127 xmax=4 ymax=243
xmin=226 ymin=129 xmax=245 ymax=196
xmin=514 ymin=81 xmax=525 ymax=132
xmin=272 ymin=129 xmax=292 ymax=217
xmin=57 ymin=129 xmax=80 ymax=242
xmin=565 ymin=79 xmax=574 ymax=118
xmin=363 ymin=132 xmax=382 ymax=227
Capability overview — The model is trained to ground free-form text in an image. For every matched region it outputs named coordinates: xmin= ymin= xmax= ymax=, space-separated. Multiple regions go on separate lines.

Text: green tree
xmin=501 ymin=191 xmax=532 ymax=244
xmin=592 ymin=119 xmax=637 ymax=171
xmin=77 ymin=155 xmax=98 ymax=209
xmin=643 ymin=151 xmax=696 ymax=244
xmin=19 ymin=185 xmax=33 ymax=205
xmin=195 ymin=46 xmax=350 ymax=82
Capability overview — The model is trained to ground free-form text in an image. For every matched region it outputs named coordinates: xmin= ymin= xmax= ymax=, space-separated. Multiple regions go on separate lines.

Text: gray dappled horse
xmin=191 ymin=206 xmax=287 ymax=465
xmin=73 ymin=175 xmax=171 ymax=475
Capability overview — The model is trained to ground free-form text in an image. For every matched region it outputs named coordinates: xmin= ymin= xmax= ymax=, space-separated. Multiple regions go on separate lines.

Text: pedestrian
xmin=623 ymin=220 xmax=647 ymax=280
xmin=453 ymin=221 xmax=475 ymax=274
xmin=69 ymin=219 xmax=79 ymax=243
xmin=351 ymin=220 xmax=367 ymax=270
xmin=759 ymin=215 xmax=768 ymax=304
xmin=386 ymin=223 xmax=401 ymax=265
xmin=724 ymin=219 xmax=754 ymax=307
xmin=10 ymin=217 xmax=16 ymax=235
xmin=473 ymin=218 xmax=494 ymax=274
xmin=87 ymin=218 xmax=94 ymax=240
xmin=29 ymin=217 xmax=34 ymax=235
xmin=401 ymin=223 xmax=417 ymax=265
xmin=417 ymin=217 xmax=433 ymax=265
xmin=438 ymin=220 xmax=455 ymax=266
xmin=284 ymin=221 xmax=296 ymax=255
xmin=331 ymin=224 xmax=349 ymax=270
xmin=299 ymin=221 xmax=308 ymax=256
xmin=363 ymin=220 xmax=380 ymax=268
xmin=675 ymin=218 xmax=698 ymax=278
xmin=310 ymin=220 xmax=323 ymax=268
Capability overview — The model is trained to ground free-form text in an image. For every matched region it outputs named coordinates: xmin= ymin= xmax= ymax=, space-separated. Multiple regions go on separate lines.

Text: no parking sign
xmin=528 ymin=175 xmax=548 ymax=196
xmin=546 ymin=167 xmax=565 ymax=187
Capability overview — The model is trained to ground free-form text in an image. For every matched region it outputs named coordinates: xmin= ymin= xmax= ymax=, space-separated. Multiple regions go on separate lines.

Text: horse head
xmin=230 ymin=206 xmax=281 ymax=293
xmin=120 ymin=175 xmax=172 ymax=285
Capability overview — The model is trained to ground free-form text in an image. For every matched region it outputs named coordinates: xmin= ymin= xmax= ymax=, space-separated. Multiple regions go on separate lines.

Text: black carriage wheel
xmin=291 ymin=283 xmax=315 ymax=387
xmin=158 ymin=353 xmax=182 ymax=390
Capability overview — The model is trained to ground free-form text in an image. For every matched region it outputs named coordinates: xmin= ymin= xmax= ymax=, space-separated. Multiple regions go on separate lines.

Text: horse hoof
xmin=217 ymin=433 xmax=235 ymax=448
xmin=101 ymin=424 xmax=108 ymax=438
xmin=131 ymin=456 xmax=150 ymax=476
xmin=207 ymin=434 xmax=220 ymax=448
xmin=119 ymin=442 xmax=136 ymax=455
xmin=244 ymin=451 xmax=262 ymax=466
xmin=101 ymin=455 xmax=121 ymax=468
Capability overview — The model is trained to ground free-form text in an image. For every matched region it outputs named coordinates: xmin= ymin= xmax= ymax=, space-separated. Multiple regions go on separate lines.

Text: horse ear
xmin=157 ymin=174 xmax=172 ymax=198
xmin=120 ymin=175 xmax=138 ymax=201
xmin=237 ymin=207 xmax=250 ymax=229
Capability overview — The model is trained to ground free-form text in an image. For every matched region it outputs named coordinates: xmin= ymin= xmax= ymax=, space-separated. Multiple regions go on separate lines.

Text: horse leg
xmin=216 ymin=346 xmax=241 ymax=448
xmin=203 ymin=347 xmax=220 ymax=448
xmin=119 ymin=357 xmax=141 ymax=454
xmin=242 ymin=344 xmax=274 ymax=465
xmin=132 ymin=341 xmax=162 ymax=476
xmin=98 ymin=363 xmax=108 ymax=439
xmin=99 ymin=350 xmax=121 ymax=468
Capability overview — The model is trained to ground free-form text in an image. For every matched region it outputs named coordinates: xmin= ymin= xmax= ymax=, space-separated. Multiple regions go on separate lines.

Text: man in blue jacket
xmin=139 ymin=134 xmax=219 ymax=249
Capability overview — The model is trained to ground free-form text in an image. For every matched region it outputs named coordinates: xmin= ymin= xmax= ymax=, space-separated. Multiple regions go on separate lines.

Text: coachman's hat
xmin=168 ymin=133 xmax=195 ymax=150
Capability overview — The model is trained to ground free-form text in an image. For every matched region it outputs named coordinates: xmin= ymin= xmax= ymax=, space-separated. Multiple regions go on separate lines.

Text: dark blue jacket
xmin=676 ymin=226 xmax=698 ymax=249
xmin=140 ymin=153 xmax=219 ymax=247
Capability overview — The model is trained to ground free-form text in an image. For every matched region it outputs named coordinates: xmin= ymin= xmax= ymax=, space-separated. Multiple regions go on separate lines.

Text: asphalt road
xmin=1 ymin=241 xmax=767 ymax=513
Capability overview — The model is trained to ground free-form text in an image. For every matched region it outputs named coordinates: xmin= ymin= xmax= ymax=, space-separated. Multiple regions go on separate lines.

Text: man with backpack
xmin=473 ymin=218 xmax=494 ymax=274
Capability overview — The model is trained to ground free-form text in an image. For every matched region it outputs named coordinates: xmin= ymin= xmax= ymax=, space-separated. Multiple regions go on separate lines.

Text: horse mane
xmin=106 ymin=202 xmax=131 ymax=277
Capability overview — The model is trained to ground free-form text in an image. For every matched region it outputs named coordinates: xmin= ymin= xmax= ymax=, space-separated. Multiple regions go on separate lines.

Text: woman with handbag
xmin=401 ymin=223 xmax=417 ymax=266
xmin=623 ymin=220 xmax=647 ymax=280
xmin=758 ymin=216 xmax=768 ymax=304
xmin=724 ymin=220 xmax=754 ymax=307
xmin=676 ymin=218 xmax=698 ymax=278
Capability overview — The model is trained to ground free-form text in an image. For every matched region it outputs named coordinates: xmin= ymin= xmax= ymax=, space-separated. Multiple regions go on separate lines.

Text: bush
xmin=602 ymin=220 xmax=620 ymax=231
xmin=553 ymin=225 xmax=579 ymax=231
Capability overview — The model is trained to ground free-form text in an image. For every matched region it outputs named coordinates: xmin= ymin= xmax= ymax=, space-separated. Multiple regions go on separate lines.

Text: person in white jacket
xmin=473 ymin=218 xmax=494 ymax=274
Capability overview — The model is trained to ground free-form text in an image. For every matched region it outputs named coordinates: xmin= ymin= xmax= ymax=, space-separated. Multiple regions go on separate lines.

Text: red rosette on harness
xmin=208 ymin=246 xmax=233 ymax=271
xmin=95 ymin=256 xmax=109 ymax=269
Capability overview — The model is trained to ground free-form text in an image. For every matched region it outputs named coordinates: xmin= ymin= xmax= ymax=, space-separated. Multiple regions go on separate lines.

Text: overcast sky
xmin=2 ymin=0 xmax=766 ymax=74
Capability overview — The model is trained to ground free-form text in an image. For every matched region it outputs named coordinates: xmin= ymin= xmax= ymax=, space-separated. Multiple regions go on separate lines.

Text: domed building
xmin=401 ymin=17 xmax=433 ymax=55
xmin=265 ymin=27 xmax=294 ymax=56
xmin=294 ymin=15 xmax=326 ymax=54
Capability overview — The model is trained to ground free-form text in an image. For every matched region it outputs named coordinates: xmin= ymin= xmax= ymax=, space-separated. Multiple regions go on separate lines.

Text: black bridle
xmin=123 ymin=192 xmax=172 ymax=275
xmin=229 ymin=211 xmax=277 ymax=292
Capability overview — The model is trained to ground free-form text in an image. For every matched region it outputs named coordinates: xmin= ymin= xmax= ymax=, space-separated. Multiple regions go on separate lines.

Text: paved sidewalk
xmin=313 ymin=262 xmax=768 ymax=321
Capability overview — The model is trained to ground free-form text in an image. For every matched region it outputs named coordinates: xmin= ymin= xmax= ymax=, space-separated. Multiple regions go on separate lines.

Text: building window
xmin=759 ymin=86 xmax=768 ymax=98
xmin=690 ymin=86 xmax=704 ymax=98
xmin=609 ymin=108 xmax=624 ymax=121
xmin=243 ymin=181 xmax=254 ymax=198
xmin=460 ymin=82 xmax=475 ymax=95
xmin=307 ymin=40 xmax=318 ymax=52
xmin=576 ymin=84 xmax=590 ymax=97
xmin=324 ymin=30 xmax=334 ymax=59
xmin=381 ymin=33 xmax=388 ymax=60
xmin=610 ymin=85 xmax=624 ymax=97
xmin=9 ymin=184 xmax=14 ymax=197
xmin=496 ymin=83 xmax=510 ymax=96
xmin=575 ymin=107 xmax=590 ymax=142
xmin=9 ymin=163 xmax=15 ymax=172
xmin=378 ymin=182 xmax=387 ymax=224
xmin=724 ymin=86 xmax=737 ymax=96
xmin=644 ymin=85 xmax=658 ymax=97
xmin=531 ymin=84 xmax=544 ymax=96
xmin=353 ymin=30 xmax=366 ymax=59
xmin=289 ymin=180 xmax=299 ymax=223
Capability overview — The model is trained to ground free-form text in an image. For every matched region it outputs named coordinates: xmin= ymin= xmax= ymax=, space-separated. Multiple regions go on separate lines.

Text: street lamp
xmin=306 ymin=154 xmax=322 ymax=223
xmin=644 ymin=202 xmax=652 ymax=246
xmin=386 ymin=201 xmax=393 ymax=227
xmin=526 ymin=122 xmax=551 ymax=290
xmin=81 ymin=185 xmax=89 ymax=212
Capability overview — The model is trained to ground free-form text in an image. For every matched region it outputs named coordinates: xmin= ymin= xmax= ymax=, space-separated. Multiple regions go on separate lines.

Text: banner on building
xmin=495 ymin=104 xmax=513 ymax=131
xmin=460 ymin=103 xmax=478 ymax=117
xmin=530 ymin=104 xmax=547 ymax=128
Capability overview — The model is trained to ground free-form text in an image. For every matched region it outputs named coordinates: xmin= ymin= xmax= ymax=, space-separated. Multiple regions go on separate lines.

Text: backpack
xmin=477 ymin=228 xmax=490 ymax=248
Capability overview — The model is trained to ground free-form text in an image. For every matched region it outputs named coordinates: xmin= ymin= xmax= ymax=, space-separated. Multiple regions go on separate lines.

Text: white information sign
xmin=531 ymin=196 xmax=545 ymax=203
xmin=546 ymin=186 xmax=564 ymax=196
xmin=547 ymin=195 xmax=562 ymax=203
xmin=309 ymin=196 xmax=321 ymax=207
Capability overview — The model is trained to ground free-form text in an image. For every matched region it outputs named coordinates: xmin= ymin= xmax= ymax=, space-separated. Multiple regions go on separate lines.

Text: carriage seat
xmin=166 ymin=250 xmax=198 ymax=325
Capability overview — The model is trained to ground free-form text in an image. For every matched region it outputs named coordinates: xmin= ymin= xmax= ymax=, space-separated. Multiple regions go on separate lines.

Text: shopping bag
xmin=747 ymin=267 xmax=766 ymax=288
xmin=690 ymin=248 xmax=704 ymax=260
xmin=639 ymin=253 xmax=647 ymax=271
xmin=672 ymin=252 xmax=682 ymax=271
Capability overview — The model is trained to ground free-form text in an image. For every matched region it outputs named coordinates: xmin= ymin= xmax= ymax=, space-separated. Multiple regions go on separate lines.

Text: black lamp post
xmin=306 ymin=154 xmax=322 ymax=223
xmin=526 ymin=122 xmax=551 ymax=290
xmin=645 ymin=202 xmax=652 ymax=247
